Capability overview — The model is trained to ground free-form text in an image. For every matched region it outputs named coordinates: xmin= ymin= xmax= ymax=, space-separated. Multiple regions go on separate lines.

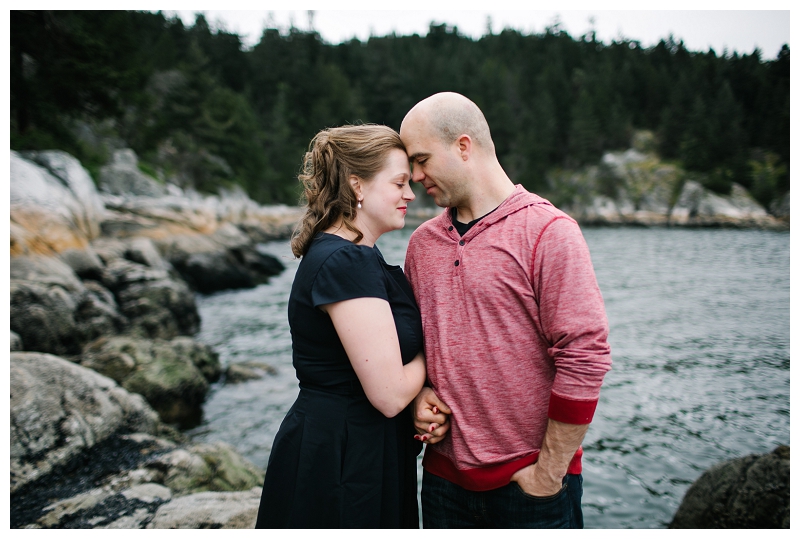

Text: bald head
xmin=402 ymin=92 xmax=495 ymax=154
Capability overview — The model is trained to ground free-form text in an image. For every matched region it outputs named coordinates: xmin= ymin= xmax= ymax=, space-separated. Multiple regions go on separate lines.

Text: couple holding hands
xmin=255 ymin=92 xmax=612 ymax=529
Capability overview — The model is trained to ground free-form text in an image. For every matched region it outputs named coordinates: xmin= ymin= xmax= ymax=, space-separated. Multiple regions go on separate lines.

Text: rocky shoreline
xmin=10 ymin=148 xmax=301 ymax=528
xmin=9 ymin=146 xmax=789 ymax=528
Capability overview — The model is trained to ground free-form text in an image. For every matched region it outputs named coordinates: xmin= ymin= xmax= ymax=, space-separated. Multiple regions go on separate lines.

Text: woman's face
xmin=356 ymin=148 xmax=415 ymax=238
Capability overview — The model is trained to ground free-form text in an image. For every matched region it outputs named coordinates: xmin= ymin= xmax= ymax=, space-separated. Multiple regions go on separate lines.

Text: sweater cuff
xmin=548 ymin=393 xmax=598 ymax=424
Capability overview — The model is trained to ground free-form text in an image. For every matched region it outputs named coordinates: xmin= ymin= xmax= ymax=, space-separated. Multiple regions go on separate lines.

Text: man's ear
xmin=349 ymin=175 xmax=362 ymax=198
xmin=456 ymin=134 xmax=472 ymax=161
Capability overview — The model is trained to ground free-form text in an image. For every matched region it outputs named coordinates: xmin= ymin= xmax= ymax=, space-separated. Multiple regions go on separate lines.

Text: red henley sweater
xmin=404 ymin=185 xmax=612 ymax=491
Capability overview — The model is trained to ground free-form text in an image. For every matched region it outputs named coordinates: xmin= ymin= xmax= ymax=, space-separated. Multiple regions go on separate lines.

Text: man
xmin=400 ymin=92 xmax=612 ymax=528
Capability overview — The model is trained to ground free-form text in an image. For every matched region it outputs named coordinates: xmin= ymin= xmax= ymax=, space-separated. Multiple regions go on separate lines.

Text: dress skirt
xmin=255 ymin=384 xmax=421 ymax=528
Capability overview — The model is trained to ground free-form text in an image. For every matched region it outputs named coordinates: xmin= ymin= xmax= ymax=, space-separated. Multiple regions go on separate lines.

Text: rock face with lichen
xmin=10 ymin=352 xmax=160 ymax=495
xmin=10 ymin=353 xmax=264 ymax=529
xmin=80 ymin=336 xmax=220 ymax=426
xmin=669 ymin=446 xmax=790 ymax=528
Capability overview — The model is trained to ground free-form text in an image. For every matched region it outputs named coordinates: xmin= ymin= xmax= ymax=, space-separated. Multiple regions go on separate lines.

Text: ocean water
xmin=186 ymin=226 xmax=789 ymax=528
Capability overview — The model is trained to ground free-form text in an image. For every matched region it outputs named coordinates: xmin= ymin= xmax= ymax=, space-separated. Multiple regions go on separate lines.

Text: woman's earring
xmin=357 ymin=200 xmax=362 ymax=209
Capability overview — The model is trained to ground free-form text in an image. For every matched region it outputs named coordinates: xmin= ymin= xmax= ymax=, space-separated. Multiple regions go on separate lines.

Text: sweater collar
xmin=438 ymin=185 xmax=553 ymax=233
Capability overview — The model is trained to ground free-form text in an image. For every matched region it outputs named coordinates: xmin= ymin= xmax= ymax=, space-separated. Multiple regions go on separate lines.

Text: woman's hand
xmin=412 ymin=387 xmax=451 ymax=444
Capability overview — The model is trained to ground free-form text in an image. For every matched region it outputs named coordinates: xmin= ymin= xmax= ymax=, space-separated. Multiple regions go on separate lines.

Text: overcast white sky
xmin=163 ymin=2 xmax=791 ymax=58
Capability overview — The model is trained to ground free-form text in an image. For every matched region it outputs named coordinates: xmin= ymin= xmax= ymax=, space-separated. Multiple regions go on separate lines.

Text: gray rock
xmin=169 ymin=336 xmax=222 ymax=383
xmin=224 ymin=364 xmax=265 ymax=384
xmin=151 ymin=441 xmax=264 ymax=496
xmin=225 ymin=362 xmax=277 ymax=384
xmin=37 ymin=487 xmax=114 ymax=528
xmin=59 ymin=247 xmax=105 ymax=281
xmin=10 ymin=253 xmax=85 ymax=293
xmin=10 ymin=281 xmax=83 ymax=356
xmin=75 ymin=280 xmax=129 ymax=344
xmin=11 ymin=331 xmax=23 ymax=351
xmin=11 ymin=433 xmax=178 ymax=529
xmin=148 ymin=487 xmax=262 ymax=529
xmin=100 ymin=258 xmax=199 ymax=339
xmin=769 ymin=191 xmax=790 ymax=218
xmin=10 ymin=352 xmax=159 ymax=494
xmin=90 ymin=237 xmax=129 ymax=265
xmin=26 ymin=150 xmax=106 ymax=237
xmin=125 ymin=237 xmax=172 ymax=272
xmin=671 ymin=181 xmax=775 ymax=228
xmin=670 ymin=445 xmax=789 ymax=528
xmin=80 ymin=336 xmax=219 ymax=426
xmin=177 ymin=251 xmax=256 ymax=293
xmin=121 ymin=483 xmax=173 ymax=504
xmin=99 ymin=507 xmax=156 ymax=529
xmin=10 ymin=151 xmax=102 ymax=255
xmin=99 ymin=149 xmax=167 ymax=198
xmin=10 ymin=257 xmax=127 ymax=355
xmin=158 ymin=230 xmax=285 ymax=294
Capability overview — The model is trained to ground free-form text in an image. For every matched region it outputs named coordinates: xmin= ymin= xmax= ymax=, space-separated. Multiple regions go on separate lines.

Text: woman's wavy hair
xmin=290 ymin=124 xmax=406 ymax=258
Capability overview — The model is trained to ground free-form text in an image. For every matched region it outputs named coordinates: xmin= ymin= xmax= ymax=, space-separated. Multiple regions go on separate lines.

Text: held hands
xmin=412 ymin=387 xmax=451 ymax=444
xmin=510 ymin=462 xmax=564 ymax=497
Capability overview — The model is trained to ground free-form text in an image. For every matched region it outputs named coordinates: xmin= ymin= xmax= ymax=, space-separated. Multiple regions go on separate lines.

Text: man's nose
xmin=411 ymin=168 xmax=425 ymax=182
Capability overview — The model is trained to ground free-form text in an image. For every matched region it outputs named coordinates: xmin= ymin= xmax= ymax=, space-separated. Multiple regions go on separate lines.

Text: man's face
xmin=400 ymin=116 xmax=467 ymax=209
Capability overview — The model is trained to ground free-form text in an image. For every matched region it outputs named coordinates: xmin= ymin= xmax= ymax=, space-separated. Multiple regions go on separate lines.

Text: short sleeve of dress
xmin=311 ymin=244 xmax=389 ymax=307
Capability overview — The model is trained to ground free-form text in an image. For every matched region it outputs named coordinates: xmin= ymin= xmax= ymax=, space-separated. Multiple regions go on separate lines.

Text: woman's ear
xmin=349 ymin=175 xmax=362 ymax=199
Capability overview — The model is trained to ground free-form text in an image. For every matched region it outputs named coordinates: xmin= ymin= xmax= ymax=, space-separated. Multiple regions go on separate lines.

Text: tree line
xmin=10 ymin=10 xmax=790 ymax=208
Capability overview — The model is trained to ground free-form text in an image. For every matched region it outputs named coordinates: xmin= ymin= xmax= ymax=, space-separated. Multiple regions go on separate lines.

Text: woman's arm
xmin=323 ymin=297 xmax=426 ymax=417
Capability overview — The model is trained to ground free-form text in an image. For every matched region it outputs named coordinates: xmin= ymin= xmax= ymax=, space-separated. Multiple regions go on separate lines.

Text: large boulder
xmin=670 ymin=181 xmax=776 ymax=228
xmin=58 ymin=247 xmax=106 ymax=281
xmin=670 ymin=445 xmax=790 ymax=528
xmin=212 ymin=185 xmax=304 ymax=242
xmin=147 ymin=488 xmax=261 ymax=529
xmin=11 ymin=431 xmax=264 ymax=529
xmin=157 ymin=225 xmax=285 ymax=294
xmin=10 ymin=151 xmax=104 ymax=255
xmin=10 ymin=255 xmax=127 ymax=355
xmin=149 ymin=441 xmax=264 ymax=495
xmin=100 ymin=258 xmax=199 ymax=339
xmin=10 ymin=280 xmax=85 ymax=355
xmin=99 ymin=149 xmax=167 ymax=198
xmin=80 ymin=336 xmax=220 ymax=426
xmin=11 ymin=331 xmax=24 ymax=351
xmin=10 ymin=352 xmax=160 ymax=494
xmin=26 ymin=150 xmax=106 ymax=237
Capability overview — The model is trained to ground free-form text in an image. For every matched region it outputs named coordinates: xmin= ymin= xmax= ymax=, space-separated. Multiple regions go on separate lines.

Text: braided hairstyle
xmin=290 ymin=124 xmax=406 ymax=258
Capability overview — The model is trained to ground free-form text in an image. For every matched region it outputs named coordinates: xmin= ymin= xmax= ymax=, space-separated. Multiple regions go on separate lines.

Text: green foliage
xmin=748 ymin=152 xmax=787 ymax=209
xmin=10 ymin=11 xmax=790 ymax=207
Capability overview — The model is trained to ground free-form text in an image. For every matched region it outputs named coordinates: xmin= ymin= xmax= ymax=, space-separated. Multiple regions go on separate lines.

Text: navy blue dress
xmin=255 ymin=233 xmax=423 ymax=528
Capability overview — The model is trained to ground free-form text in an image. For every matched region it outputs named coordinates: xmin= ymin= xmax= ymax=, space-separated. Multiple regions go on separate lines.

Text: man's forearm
xmin=536 ymin=419 xmax=590 ymax=483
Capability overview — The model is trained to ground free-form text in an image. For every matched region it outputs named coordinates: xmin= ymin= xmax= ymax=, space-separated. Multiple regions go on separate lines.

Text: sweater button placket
xmin=455 ymin=237 xmax=465 ymax=268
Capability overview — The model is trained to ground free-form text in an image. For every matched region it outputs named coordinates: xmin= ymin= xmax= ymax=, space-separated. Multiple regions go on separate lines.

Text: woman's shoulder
xmin=301 ymin=234 xmax=383 ymax=284
xmin=306 ymin=235 xmax=388 ymax=305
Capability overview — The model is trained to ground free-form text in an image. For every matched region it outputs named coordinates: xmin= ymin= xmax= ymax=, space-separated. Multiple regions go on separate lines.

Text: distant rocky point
xmin=406 ymin=144 xmax=788 ymax=231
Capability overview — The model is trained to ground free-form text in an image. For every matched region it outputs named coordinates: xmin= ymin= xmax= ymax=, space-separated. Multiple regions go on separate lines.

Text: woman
xmin=255 ymin=125 xmax=426 ymax=528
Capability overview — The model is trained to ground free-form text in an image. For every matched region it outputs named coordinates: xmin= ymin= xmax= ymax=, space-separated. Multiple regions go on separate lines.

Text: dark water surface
xmin=187 ymin=226 xmax=789 ymax=528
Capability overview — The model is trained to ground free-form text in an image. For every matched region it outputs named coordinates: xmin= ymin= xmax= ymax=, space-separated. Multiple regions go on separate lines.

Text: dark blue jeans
xmin=421 ymin=470 xmax=584 ymax=528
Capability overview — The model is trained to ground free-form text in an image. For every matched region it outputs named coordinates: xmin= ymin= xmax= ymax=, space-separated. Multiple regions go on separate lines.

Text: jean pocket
xmin=511 ymin=481 xmax=568 ymax=502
